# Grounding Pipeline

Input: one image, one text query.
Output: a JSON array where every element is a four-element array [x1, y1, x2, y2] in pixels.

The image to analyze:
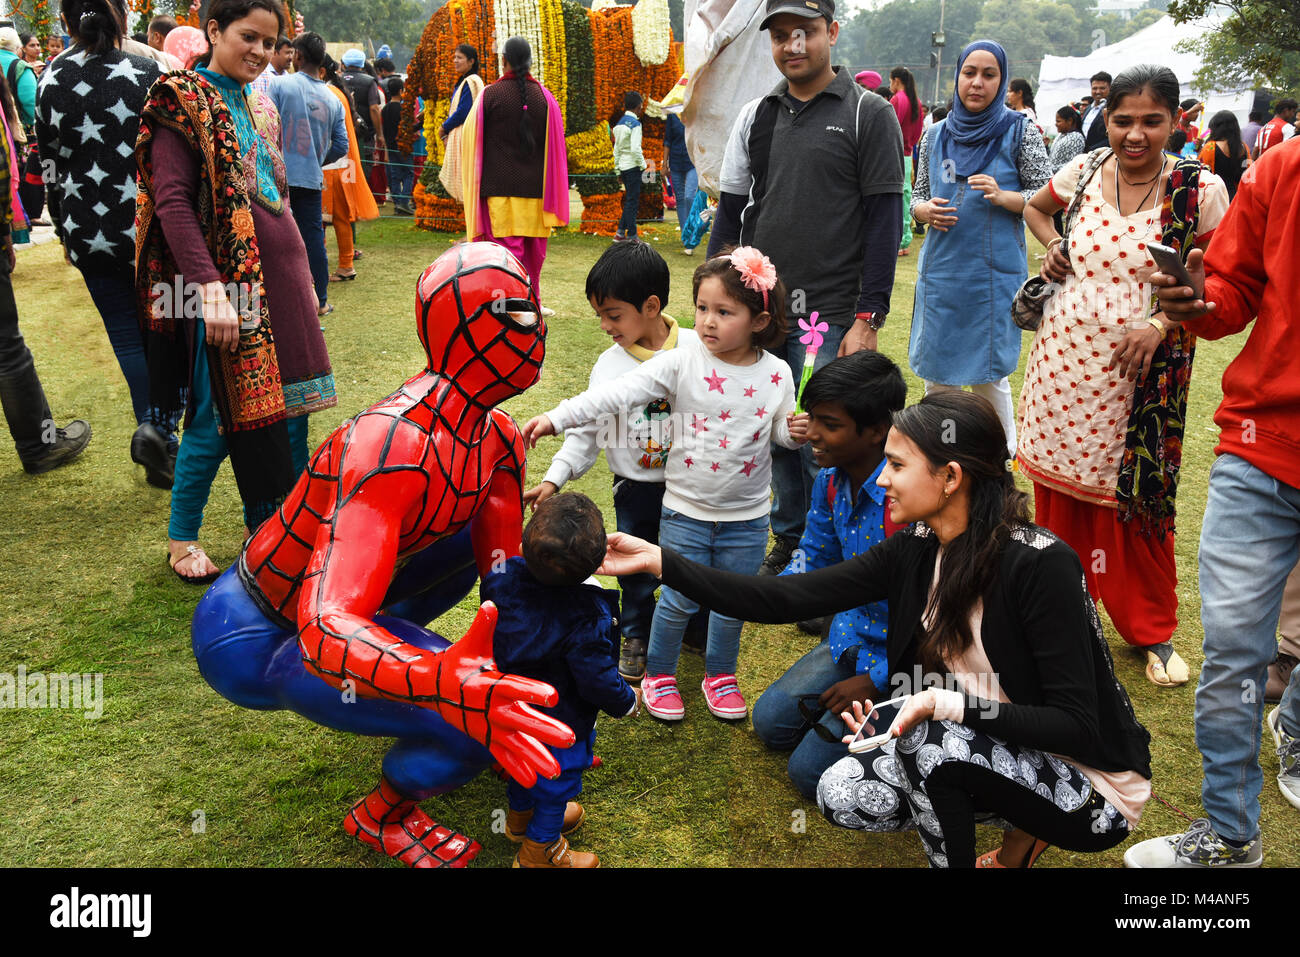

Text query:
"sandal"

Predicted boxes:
[[1144, 642, 1189, 687], [169, 543, 220, 585], [329, 271, 357, 282], [317, 303, 335, 318], [977, 837, 1050, 868]]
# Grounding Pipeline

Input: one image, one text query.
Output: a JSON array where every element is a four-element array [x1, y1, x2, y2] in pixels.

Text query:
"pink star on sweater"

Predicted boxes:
[[755, 406, 768, 419], [718, 436, 730, 449], [691, 414, 709, 434], [704, 369, 727, 393], [684, 456, 694, 468], [710, 462, 721, 472], [719, 409, 732, 422], [770, 372, 782, 385], [752, 430, 762, 441], [743, 385, 756, 398], [740, 457, 757, 477]]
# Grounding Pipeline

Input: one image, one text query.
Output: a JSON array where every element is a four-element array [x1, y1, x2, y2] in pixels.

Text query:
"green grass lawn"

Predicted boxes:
[[2, 216, 1295, 868]]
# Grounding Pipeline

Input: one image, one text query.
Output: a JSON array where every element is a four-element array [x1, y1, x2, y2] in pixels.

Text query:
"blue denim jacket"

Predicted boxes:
[[780, 461, 890, 687]]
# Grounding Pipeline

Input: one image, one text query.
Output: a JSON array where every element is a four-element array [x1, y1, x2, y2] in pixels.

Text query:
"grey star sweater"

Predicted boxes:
[[35, 47, 161, 275]]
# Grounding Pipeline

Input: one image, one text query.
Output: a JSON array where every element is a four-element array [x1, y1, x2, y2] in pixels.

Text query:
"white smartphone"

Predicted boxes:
[[1147, 242, 1194, 288], [845, 695, 909, 754]]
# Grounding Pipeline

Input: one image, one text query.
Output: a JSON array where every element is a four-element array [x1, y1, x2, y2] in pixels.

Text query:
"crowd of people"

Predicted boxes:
[[1, 0, 1298, 870]]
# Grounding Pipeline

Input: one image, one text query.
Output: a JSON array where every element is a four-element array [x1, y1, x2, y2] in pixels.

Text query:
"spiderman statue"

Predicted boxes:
[[191, 243, 574, 868]]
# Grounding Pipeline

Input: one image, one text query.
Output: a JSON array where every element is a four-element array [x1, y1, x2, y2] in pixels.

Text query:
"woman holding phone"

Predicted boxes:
[[600, 391, 1153, 868], [1018, 64, 1227, 687]]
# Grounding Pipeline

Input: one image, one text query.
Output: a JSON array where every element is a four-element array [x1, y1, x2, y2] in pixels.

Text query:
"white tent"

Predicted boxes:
[[1037, 15, 1254, 127]]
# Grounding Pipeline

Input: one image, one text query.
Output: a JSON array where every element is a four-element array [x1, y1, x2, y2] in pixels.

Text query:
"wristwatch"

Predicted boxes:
[[857, 311, 885, 331]]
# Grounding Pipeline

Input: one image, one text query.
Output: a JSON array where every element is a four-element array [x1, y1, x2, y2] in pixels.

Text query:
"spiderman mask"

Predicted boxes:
[[417, 242, 547, 407]]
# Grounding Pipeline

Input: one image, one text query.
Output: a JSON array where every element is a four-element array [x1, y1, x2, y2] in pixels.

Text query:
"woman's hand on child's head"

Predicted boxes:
[[787, 412, 811, 444], [523, 481, 558, 512], [598, 532, 663, 578], [520, 414, 556, 449]]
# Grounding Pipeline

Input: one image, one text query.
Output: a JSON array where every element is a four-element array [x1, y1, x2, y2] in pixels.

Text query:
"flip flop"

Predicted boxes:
[[169, 544, 220, 585], [329, 271, 357, 282], [317, 303, 335, 318], [1145, 647, 1189, 687], [977, 838, 1050, 868]]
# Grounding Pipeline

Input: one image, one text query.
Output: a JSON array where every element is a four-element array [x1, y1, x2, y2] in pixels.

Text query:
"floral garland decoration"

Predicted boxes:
[[579, 193, 623, 236], [630, 0, 670, 67], [589, 6, 638, 126], [561, 0, 595, 132], [538, 0, 567, 125], [565, 122, 613, 173], [32, 0, 54, 40]]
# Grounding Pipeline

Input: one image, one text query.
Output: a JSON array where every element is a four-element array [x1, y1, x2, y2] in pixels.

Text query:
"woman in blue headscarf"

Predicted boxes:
[[908, 40, 1050, 456]]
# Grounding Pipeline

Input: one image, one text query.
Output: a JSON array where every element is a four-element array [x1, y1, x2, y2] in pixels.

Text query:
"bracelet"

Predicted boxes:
[[1046, 237, 1063, 251], [1147, 316, 1167, 335]]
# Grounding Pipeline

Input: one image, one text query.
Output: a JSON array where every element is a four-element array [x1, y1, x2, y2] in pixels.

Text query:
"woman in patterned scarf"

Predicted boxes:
[[1020, 65, 1229, 687], [136, 0, 336, 583]]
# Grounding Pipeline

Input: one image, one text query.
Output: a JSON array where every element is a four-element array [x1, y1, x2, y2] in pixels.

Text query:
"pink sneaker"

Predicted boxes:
[[701, 674, 747, 720], [641, 674, 685, 721]]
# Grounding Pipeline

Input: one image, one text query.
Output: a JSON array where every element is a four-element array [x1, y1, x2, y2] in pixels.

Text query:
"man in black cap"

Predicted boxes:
[[707, 0, 903, 577]]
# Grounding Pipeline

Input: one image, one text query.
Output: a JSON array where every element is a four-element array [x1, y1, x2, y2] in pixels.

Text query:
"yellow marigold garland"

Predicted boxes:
[[538, 0, 567, 124], [566, 122, 614, 174]]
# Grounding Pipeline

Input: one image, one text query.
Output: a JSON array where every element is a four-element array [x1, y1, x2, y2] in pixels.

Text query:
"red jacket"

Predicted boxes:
[[1187, 138, 1300, 488]]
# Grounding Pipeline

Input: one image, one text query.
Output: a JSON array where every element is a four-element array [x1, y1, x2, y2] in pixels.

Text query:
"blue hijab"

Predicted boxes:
[[938, 40, 1018, 178]]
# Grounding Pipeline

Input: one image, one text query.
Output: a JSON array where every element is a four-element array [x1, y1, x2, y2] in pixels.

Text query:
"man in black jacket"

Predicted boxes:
[[1081, 70, 1111, 151]]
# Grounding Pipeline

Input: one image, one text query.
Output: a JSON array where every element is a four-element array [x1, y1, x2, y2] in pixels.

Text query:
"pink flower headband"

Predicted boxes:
[[727, 246, 777, 310]]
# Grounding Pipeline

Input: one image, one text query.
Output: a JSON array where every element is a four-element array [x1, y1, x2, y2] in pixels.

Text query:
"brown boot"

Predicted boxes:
[[512, 833, 599, 868], [505, 801, 586, 842], [1267, 653, 1299, 704]]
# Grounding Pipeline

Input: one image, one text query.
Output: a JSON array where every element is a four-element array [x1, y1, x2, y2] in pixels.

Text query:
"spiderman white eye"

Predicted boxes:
[[508, 310, 537, 327]]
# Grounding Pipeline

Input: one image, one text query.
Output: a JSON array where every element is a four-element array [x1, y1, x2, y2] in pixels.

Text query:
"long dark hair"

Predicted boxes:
[[61, 0, 126, 56], [1007, 77, 1035, 112], [502, 36, 535, 157], [195, 0, 287, 69], [891, 391, 1032, 673], [1107, 64, 1179, 119], [1056, 105, 1081, 131], [1207, 109, 1246, 161], [455, 42, 479, 77], [890, 66, 919, 121], [0, 66, 18, 135]]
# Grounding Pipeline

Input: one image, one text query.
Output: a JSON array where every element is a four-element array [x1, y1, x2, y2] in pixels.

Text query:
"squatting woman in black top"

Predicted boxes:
[[601, 390, 1152, 867]]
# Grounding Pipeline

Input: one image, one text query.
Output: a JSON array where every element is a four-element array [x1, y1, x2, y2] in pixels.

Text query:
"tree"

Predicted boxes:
[[299, 0, 428, 50], [972, 0, 1082, 81], [1169, 0, 1300, 92]]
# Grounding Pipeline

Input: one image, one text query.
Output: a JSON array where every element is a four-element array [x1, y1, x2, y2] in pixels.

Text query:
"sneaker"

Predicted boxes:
[[618, 638, 647, 682], [22, 420, 91, 475], [1269, 707, 1300, 810], [682, 247, 695, 256], [641, 674, 684, 721], [758, 536, 799, 576], [701, 673, 747, 720], [1266, 653, 1298, 703], [1123, 817, 1262, 868]]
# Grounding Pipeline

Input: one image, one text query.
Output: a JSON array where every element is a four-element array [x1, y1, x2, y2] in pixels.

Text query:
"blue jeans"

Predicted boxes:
[[752, 638, 857, 800], [645, 507, 769, 676], [81, 271, 179, 442], [671, 164, 698, 249], [388, 151, 414, 208], [618, 168, 641, 237], [288, 187, 329, 310], [1196, 453, 1300, 842], [769, 321, 849, 541]]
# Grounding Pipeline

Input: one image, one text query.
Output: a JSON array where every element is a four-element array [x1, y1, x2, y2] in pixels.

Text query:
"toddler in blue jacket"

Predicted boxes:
[[481, 492, 637, 868]]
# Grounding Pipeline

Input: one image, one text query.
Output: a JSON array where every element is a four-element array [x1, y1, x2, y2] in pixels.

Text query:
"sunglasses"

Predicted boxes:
[[796, 694, 842, 743]]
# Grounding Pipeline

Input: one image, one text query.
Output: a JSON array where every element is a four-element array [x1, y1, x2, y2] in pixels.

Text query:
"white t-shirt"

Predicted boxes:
[[542, 319, 698, 489], [548, 336, 799, 522]]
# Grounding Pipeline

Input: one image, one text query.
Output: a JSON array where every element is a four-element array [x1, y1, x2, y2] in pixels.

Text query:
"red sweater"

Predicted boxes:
[[1186, 138, 1300, 488]]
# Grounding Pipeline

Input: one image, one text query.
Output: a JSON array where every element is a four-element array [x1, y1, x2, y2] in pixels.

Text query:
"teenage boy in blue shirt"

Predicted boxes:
[[752, 350, 906, 799]]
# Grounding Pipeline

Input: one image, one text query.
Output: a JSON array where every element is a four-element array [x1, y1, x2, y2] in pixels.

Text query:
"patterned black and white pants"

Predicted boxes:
[[816, 717, 1131, 867]]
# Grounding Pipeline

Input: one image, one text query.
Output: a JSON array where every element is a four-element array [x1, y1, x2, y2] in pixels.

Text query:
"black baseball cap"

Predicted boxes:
[[760, 0, 834, 30]]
